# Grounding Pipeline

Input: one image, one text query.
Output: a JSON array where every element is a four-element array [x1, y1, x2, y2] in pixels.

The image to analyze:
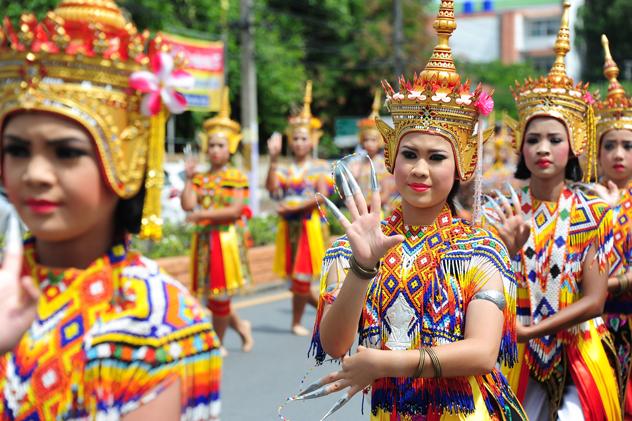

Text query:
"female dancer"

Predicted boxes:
[[181, 88, 254, 355], [593, 35, 632, 418], [0, 1, 221, 418], [489, 4, 621, 419], [266, 81, 332, 336], [350, 90, 395, 208], [293, 3, 526, 419]]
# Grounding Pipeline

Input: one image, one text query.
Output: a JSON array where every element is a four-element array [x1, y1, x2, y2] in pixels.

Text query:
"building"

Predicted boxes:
[[447, 0, 584, 79]]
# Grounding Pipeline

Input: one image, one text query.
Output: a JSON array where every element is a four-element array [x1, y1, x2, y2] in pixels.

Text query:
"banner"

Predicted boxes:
[[157, 32, 224, 112]]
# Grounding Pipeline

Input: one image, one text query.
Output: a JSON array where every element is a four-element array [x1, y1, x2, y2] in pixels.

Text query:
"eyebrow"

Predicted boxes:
[[3, 134, 89, 145]]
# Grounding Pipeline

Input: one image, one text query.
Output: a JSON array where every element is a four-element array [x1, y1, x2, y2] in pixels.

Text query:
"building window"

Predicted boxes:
[[529, 56, 555, 74], [526, 18, 559, 38]]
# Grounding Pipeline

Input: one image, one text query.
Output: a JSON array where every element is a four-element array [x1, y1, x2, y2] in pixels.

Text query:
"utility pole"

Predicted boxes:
[[240, 0, 260, 215], [393, 0, 404, 86]]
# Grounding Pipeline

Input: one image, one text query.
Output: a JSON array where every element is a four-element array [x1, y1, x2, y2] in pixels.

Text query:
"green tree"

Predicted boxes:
[[576, 0, 632, 82]]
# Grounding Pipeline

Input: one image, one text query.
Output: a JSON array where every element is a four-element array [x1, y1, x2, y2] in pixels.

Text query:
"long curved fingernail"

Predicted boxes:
[[296, 379, 322, 397], [340, 162, 360, 194], [291, 385, 329, 401], [320, 395, 350, 420], [484, 195, 504, 216], [366, 155, 379, 193], [505, 182, 521, 207], [316, 193, 345, 221], [493, 189, 511, 209], [335, 166, 352, 199]]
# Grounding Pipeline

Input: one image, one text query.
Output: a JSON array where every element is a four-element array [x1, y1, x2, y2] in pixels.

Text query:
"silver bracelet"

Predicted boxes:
[[472, 290, 506, 311]]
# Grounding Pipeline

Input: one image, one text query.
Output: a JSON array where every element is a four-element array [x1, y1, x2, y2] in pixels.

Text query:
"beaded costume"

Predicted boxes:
[[0, 237, 221, 419], [500, 4, 620, 419], [310, 1, 525, 419], [310, 206, 524, 420], [272, 81, 334, 294], [595, 35, 632, 415], [190, 88, 251, 309]]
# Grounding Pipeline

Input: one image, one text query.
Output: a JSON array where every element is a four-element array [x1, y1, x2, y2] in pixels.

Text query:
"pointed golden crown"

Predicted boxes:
[[358, 89, 382, 133], [594, 35, 632, 141], [375, 1, 493, 181], [507, 1, 594, 160], [203, 87, 242, 154], [287, 80, 323, 144]]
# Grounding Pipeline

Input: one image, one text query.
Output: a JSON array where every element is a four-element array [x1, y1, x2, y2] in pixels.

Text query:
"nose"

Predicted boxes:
[[22, 154, 56, 188], [535, 141, 551, 156], [614, 144, 625, 160], [410, 158, 429, 179]]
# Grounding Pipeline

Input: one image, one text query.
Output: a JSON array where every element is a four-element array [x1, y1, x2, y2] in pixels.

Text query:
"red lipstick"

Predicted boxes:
[[408, 183, 430, 193], [614, 163, 626, 172], [25, 198, 59, 214], [535, 159, 552, 169]]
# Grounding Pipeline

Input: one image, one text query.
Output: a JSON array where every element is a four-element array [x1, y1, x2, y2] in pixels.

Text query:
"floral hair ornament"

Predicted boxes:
[[0, 0, 192, 240], [504, 1, 597, 182], [129, 51, 193, 239]]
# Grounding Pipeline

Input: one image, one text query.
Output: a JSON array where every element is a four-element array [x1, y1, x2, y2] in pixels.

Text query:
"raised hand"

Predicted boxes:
[[589, 180, 620, 208], [319, 157, 404, 269], [266, 131, 283, 160], [0, 218, 39, 354], [484, 183, 531, 257]]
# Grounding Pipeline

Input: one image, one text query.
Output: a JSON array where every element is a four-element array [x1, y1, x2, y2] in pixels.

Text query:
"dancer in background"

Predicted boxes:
[[181, 87, 254, 355], [350, 89, 395, 211], [292, 2, 526, 419], [489, 4, 620, 419], [266, 81, 333, 336], [592, 35, 632, 418], [0, 1, 221, 418]]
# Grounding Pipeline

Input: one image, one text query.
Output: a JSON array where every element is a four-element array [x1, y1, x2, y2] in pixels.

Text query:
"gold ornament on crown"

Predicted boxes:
[[287, 80, 323, 145], [357, 89, 384, 147], [202, 87, 242, 154], [0, 0, 186, 239], [594, 35, 632, 142], [505, 1, 597, 181], [375, 0, 494, 180]]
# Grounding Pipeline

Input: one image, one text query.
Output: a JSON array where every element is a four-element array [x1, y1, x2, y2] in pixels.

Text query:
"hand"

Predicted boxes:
[[184, 158, 198, 179], [590, 180, 620, 208], [267, 132, 283, 160], [320, 162, 403, 269], [484, 185, 530, 257], [186, 212, 203, 224], [0, 220, 39, 354], [516, 322, 535, 343]]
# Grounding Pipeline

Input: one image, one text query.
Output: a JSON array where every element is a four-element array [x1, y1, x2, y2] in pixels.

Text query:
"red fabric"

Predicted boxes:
[[516, 359, 530, 402], [291, 278, 311, 295], [208, 299, 231, 317], [567, 345, 606, 421], [284, 226, 293, 277], [209, 231, 227, 292], [625, 374, 632, 421], [292, 220, 313, 277]]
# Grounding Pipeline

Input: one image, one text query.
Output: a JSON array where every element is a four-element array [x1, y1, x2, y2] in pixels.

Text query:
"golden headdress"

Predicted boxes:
[[0, 0, 190, 239], [202, 87, 242, 154], [594, 35, 632, 142], [376, 1, 494, 180], [357, 89, 383, 146], [506, 1, 595, 169], [287, 80, 323, 145]]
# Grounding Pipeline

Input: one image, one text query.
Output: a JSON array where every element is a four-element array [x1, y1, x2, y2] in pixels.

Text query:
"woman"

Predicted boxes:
[[490, 4, 621, 419], [294, 3, 526, 419], [0, 1, 221, 418], [593, 35, 632, 418], [350, 89, 395, 209], [266, 81, 333, 336], [181, 87, 254, 355]]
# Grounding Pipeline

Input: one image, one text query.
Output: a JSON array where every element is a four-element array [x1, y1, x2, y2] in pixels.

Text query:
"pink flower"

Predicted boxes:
[[583, 91, 596, 105], [129, 52, 195, 116], [475, 91, 494, 116]]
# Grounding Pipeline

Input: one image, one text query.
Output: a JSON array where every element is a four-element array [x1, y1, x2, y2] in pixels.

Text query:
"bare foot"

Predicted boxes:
[[238, 320, 254, 353], [291, 324, 310, 336], [220, 346, 229, 358]]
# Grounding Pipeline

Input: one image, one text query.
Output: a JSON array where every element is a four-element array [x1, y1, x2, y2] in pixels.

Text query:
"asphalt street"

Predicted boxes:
[[220, 287, 367, 421]]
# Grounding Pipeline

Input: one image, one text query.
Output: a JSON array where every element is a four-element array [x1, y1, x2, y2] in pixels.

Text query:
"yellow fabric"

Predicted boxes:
[[503, 342, 527, 394], [305, 209, 325, 278], [370, 378, 491, 420], [273, 219, 289, 278], [577, 321, 621, 420], [219, 226, 244, 292]]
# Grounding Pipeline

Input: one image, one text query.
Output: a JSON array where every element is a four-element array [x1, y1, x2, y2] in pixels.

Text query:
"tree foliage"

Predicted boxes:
[[576, 0, 632, 82]]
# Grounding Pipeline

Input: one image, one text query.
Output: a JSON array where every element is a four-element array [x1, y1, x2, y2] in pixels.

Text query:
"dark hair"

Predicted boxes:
[[447, 180, 460, 215], [115, 184, 146, 235], [514, 154, 583, 182]]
